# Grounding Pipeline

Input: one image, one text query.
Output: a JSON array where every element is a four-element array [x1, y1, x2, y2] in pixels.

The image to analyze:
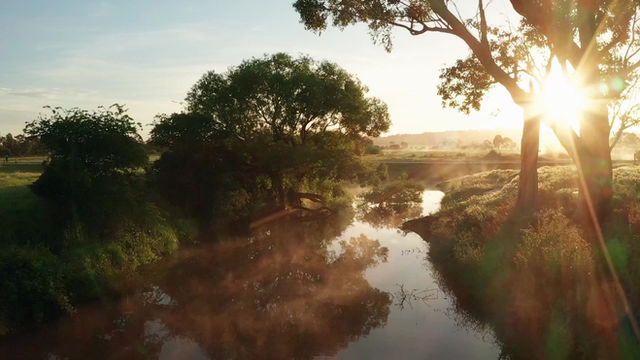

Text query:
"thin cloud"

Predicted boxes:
[[0, 87, 96, 99]]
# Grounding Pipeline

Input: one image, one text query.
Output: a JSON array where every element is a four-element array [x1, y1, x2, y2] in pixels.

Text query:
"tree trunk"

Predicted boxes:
[[578, 111, 613, 224], [516, 115, 541, 211], [271, 174, 286, 210]]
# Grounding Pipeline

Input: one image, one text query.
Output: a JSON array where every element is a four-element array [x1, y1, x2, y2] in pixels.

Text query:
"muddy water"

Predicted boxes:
[[2, 191, 500, 359]]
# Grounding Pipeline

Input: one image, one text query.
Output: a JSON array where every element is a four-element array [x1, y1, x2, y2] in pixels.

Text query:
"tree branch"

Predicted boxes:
[[431, 0, 529, 103], [478, 0, 489, 47]]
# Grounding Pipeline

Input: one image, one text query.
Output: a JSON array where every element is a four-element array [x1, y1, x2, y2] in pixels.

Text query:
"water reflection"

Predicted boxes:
[[1, 190, 499, 359], [0, 211, 391, 360], [335, 191, 499, 359], [356, 201, 423, 229]]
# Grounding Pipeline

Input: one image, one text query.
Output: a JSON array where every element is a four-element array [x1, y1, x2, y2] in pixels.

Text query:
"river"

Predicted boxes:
[[2, 189, 500, 359]]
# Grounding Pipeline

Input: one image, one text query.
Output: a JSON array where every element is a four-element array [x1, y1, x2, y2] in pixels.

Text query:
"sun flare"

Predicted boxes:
[[537, 60, 586, 131]]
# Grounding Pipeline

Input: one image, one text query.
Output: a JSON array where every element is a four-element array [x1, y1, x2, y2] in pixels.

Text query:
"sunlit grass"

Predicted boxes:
[[405, 165, 640, 358]]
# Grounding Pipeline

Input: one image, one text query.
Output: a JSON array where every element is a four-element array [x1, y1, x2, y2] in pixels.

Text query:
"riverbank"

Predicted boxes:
[[0, 187, 505, 359], [403, 166, 640, 358], [0, 164, 190, 336]]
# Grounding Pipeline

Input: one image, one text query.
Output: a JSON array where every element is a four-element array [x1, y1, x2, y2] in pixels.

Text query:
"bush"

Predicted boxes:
[[0, 246, 71, 335], [514, 210, 593, 275], [25, 105, 149, 244], [0, 105, 186, 335], [364, 143, 382, 155]]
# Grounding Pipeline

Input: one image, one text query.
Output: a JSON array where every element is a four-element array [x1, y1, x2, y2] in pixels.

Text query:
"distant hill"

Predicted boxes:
[[373, 129, 523, 149]]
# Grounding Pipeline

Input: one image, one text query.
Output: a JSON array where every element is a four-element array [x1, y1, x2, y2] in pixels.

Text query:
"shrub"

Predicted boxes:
[[513, 210, 593, 275], [0, 246, 72, 334]]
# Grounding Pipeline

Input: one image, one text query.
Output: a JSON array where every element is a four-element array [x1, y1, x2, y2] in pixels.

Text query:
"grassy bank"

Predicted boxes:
[[404, 166, 640, 359], [0, 164, 188, 335]]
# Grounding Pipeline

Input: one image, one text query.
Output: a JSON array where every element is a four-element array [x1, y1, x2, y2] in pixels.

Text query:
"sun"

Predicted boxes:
[[537, 60, 586, 132]]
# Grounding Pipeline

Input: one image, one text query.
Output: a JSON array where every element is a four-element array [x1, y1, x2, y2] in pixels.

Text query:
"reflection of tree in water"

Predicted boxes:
[[391, 283, 438, 311], [0, 210, 392, 360], [357, 201, 423, 229], [356, 181, 425, 229], [157, 214, 391, 359], [425, 259, 504, 351]]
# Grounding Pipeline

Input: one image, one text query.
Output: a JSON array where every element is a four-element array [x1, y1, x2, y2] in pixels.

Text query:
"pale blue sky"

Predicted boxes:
[[0, 0, 523, 137]]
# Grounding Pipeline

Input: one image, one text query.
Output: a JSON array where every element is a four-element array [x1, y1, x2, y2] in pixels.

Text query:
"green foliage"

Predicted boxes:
[[0, 246, 71, 334], [514, 210, 593, 274], [364, 142, 382, 155], [406, 166, 640, 358], [438, 55, 494, 114], [152, 54, 390, 227], [0, 106, 186, 334], [356, 178, 423, 228], [25, 105, 149, 243], [0, 133, 44, 158], [360, 177, 423, 205], [439, 169, 519, 210], [185, 53, 390, 140], [25, 105, 146, 175], [452, 231, 484, 265]]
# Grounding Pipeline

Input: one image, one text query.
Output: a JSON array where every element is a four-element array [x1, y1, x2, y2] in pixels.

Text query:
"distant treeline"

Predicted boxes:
[[378, 133, 517, 152], [0, 133, 46, 158]]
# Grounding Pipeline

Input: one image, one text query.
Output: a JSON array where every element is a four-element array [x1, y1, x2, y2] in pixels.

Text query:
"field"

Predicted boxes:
[[0, 158, 46, 246], [364, 148, 577, 164]]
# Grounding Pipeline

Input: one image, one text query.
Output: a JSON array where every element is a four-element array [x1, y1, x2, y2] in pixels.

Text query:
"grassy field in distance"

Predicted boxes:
[[363, 148, 575, 163]]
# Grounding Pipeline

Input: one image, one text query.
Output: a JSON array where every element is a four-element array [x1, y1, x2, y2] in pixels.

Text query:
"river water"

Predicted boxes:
[[2, 190, 500, 359]]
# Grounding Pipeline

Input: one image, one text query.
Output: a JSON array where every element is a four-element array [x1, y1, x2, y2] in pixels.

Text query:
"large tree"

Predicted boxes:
[[152, 53, 390, 224], [294, 0, 640, 224]]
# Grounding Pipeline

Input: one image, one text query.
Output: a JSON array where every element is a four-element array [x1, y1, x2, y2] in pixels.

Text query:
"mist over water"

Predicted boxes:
[[1, 190, 499, 359]]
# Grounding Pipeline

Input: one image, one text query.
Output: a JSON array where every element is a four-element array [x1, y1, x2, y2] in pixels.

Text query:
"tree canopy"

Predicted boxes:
[[25, 105, 147, 175], [294, 0, 640, 219], [151, 53, 390, 227], [25, 105, 149, 239], [185, 52, 390, 143]]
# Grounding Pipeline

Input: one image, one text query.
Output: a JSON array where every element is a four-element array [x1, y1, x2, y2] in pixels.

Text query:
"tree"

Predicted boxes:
[[24, 105, 148, 239], [293, 0, 554, 213], [150, 112, 257, 225], [492, 135, 517, 151], [502, 137, 517, 150], [609, 75, 640, 150], [0, 133, 46, 158], [2, 134, 17, 157], [509, 1, 640, 223], [493, 135, 504, 149], [293, 0, 640, 223], [186, 53, 390, 144], [153, 53, 390, 225], [613, 132, 640, 149]]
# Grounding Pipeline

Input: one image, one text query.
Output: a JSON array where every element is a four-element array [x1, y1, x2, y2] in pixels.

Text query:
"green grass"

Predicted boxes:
[[405, 165, 640, 358], [0, 157, 45, 174], [0, 159, 187, 335], [364, 149, 573, 163], [0, 172, 47, 246]]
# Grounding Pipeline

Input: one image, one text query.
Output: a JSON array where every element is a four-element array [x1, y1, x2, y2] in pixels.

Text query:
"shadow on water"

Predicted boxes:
[[0, 210, 393, 359], [0, 181, 502, 359]]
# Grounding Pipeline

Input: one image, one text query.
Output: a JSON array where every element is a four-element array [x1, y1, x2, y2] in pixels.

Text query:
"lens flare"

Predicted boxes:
[[537, 59, 586, 132]]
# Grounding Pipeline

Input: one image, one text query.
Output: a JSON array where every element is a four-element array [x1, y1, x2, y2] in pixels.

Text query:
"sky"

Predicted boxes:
[[0, 0, 525, 137]]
